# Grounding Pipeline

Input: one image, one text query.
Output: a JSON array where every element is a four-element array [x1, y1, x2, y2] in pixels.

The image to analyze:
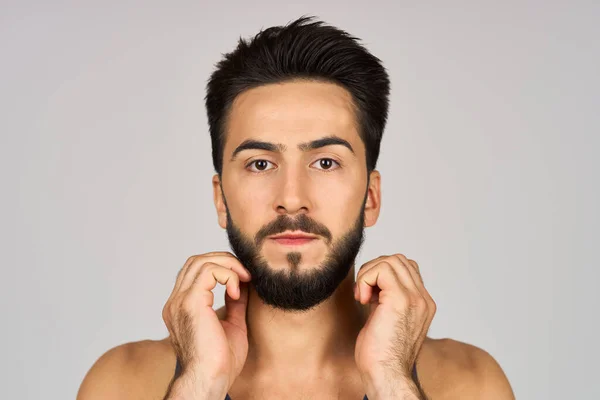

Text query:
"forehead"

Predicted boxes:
[[224, 80, 362, 152]]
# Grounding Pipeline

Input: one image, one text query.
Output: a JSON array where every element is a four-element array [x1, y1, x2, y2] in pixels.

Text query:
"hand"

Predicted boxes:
[[354, 254, 436, 398], [162, 252, 252, 398]]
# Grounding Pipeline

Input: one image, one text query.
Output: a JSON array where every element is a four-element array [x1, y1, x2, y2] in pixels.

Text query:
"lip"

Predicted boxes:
[[269, 232, 318, 246], [270, 232, 317, 240]]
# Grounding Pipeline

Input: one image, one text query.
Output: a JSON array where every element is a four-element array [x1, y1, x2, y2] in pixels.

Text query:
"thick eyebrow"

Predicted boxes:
[[230, 135, 355, 162], [230, 140, 287, 161], [298, 136, 355, 154]]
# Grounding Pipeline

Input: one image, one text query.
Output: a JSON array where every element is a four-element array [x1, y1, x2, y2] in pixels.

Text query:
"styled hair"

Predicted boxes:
[[205, 16, 390, 175]]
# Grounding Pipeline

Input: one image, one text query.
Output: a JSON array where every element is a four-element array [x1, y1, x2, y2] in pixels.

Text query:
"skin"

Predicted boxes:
[[77, 80, 515, 399], [215, 80, 374, 373]]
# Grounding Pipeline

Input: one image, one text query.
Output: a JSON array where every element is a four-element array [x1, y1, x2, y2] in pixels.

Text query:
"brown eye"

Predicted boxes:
[[254, 160, 268, 170], [247, 159, 274, 172], [311, 158, 340, 171], [320, 159, 333, 169]]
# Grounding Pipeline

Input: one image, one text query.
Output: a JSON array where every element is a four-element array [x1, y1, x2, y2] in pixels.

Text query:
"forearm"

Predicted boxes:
[[163, 373, 228, 400], [364, 375, 427, 400]]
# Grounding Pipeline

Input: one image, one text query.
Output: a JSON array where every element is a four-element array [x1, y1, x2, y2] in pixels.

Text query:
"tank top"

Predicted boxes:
[[174, 359, 420, 400]]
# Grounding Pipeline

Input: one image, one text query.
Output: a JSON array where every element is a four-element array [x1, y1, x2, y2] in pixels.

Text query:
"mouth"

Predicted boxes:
[[269, 231, 318, 246]]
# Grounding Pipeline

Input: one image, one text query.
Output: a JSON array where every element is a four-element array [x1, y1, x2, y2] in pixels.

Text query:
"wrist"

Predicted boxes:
[[363, 373, 422, 400], [166, 372, 229, 400]]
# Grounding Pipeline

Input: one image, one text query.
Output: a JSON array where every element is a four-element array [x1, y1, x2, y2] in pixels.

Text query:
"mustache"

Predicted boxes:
[[255, 214, 332, 246]]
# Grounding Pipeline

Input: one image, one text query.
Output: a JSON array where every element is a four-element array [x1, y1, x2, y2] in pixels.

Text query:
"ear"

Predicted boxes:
[[364, 170, 381, 228], [212, 174, 228, 229]]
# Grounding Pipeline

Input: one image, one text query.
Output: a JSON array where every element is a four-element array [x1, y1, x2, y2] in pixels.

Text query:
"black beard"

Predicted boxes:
[[225, 206, 366, 313]]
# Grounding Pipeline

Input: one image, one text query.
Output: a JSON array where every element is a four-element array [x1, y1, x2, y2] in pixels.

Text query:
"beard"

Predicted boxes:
[[224, 196, 367, 313]]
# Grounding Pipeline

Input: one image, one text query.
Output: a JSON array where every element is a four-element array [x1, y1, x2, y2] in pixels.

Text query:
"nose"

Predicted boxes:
[[273, 165, 313, 216]]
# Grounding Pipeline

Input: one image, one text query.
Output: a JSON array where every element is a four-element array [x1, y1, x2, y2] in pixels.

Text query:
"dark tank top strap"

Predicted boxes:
[[412, 361, 421, 388], [174, 357, 182, 378]]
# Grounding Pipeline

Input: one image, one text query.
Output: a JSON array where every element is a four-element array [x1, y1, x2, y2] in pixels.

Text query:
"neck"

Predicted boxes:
[[244, 265, 367, 377]]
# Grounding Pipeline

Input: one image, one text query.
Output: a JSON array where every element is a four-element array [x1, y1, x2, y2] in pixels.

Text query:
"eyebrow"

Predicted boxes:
[[230, 135, 355, 161]]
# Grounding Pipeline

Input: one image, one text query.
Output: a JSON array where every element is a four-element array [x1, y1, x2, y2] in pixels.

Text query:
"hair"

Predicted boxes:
[[205, 15, 390, 176]]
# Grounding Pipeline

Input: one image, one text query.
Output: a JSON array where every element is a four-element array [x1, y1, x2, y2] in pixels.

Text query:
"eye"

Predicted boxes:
[[311, 158, 340, 171], [246, 159, 275, 173]]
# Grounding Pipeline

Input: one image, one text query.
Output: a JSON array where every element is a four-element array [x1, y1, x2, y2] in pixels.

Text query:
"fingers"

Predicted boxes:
[[394, 254, 424, 291], [166, 255, 196, 305], [194, 262, 243, 301], [224, 281, 250, 329], [356, 257, 418, 303], [359, 254, 437, 347], [174, 255, 199, 293], [169, 253, 234, 298], [162, 252, 252, 327], [356, 261, 402, 304], [179, 255, 251, 294], [354, 255, 391, 303], [395, 254, 437, 325]]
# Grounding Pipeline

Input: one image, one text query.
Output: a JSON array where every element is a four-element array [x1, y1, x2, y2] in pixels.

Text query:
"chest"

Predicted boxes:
[[226, 372, 367, 400], [226, 388, 367, 400]]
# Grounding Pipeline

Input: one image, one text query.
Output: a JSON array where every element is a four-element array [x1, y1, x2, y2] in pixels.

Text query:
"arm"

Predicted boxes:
[[472, 349, 515, 399], [76, 341, 177, 400], [458, 346, 515, 400], [76, 344, 133, 400], [399, 339, 514, 400]]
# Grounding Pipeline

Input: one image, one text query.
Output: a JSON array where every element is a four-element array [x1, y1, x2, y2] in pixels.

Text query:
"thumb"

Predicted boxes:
[[224, 281, 249, 329]]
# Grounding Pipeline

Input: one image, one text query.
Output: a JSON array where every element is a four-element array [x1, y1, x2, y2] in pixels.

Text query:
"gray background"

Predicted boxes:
[[2, 1, 598, 399]]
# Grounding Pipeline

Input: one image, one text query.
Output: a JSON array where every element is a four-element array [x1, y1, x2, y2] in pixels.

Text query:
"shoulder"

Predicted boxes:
[[77, 337, 176, 400], [423, 338, 515, 400]]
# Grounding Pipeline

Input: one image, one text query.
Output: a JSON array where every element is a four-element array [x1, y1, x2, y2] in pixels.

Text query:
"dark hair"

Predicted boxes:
[[205, 16, 390, 175]]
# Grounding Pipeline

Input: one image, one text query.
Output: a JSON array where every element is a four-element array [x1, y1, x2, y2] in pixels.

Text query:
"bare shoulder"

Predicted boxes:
[[77, 337, 176, 400], [422, 337, 515, 400]]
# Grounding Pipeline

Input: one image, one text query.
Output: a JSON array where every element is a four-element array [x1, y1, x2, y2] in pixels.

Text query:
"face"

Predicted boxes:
[[213, 80, 381, 312]]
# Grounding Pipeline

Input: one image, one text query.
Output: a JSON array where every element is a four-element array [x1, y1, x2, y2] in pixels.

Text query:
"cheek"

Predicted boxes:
[[225, 181, 273, 230], [315, 181, 365, 231]]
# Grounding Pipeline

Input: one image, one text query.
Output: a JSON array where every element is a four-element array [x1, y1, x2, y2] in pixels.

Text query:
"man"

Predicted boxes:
[[77, 16, 514, 399]]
